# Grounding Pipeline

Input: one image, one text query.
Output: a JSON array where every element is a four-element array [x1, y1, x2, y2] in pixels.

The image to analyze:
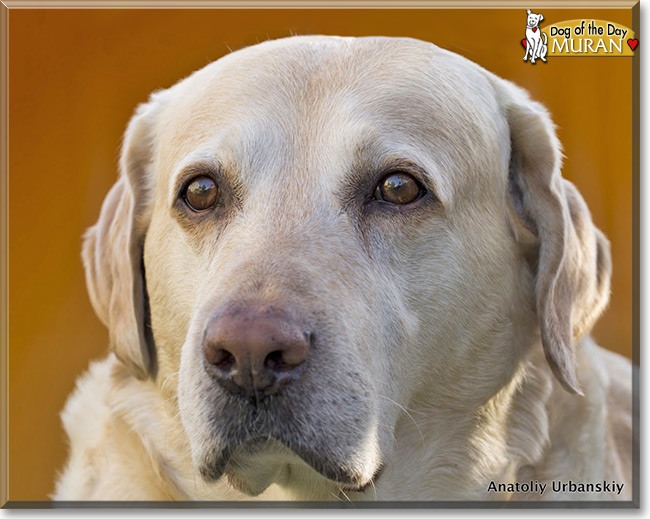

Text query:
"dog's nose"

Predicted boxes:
[[202, 304, 311, 398]]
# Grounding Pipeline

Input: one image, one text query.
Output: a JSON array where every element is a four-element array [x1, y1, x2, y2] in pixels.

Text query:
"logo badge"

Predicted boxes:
[[520, 9, 637, 63]]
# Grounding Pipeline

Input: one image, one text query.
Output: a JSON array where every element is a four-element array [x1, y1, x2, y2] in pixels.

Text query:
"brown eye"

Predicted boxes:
[[374, 172, 423, 205], [184, 176, 218, 211]]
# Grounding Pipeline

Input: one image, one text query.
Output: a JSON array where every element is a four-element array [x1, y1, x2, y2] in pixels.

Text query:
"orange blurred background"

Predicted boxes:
[[7, 7, 635, 501]]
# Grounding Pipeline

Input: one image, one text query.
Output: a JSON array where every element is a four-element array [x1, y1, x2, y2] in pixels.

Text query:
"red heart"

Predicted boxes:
[[521, 38, 527, 48], [627, 38, 639, 50], [532, 27, 537, 32]]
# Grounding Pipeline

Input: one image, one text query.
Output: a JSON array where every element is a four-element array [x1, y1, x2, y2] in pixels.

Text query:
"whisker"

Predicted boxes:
[[368, 476, 378, 501], [338, 487, 352, 502], [159, 369, 180, 398], [378, 394, 425, 447]]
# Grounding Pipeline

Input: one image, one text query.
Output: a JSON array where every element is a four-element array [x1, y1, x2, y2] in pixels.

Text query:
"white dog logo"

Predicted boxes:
[[523, 9, 548, 63]]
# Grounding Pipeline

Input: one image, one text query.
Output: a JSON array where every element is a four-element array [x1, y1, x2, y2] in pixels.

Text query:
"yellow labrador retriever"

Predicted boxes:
[[54, 36, 633, 502]]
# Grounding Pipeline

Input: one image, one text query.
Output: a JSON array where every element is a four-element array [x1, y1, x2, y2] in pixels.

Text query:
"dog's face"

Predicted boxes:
[[526, 10, 544, 28], [82, 36, 611, 497]]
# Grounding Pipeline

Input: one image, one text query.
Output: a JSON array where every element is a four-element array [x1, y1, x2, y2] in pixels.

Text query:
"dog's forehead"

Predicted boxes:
[[154, 36, 505, 198]]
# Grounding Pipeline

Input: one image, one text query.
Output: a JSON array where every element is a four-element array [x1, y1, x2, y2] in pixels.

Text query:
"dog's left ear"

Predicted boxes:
[[539, 14, 544, 22], [491, 78, 612, 394], [82, 98, 161, 379]]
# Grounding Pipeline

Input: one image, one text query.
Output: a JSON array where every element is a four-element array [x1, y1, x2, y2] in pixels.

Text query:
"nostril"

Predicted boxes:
[[264, 350, 286, 372], [210, 348, 236, 372], [264, 334, 311, 373], [264, 349, 303, 373]]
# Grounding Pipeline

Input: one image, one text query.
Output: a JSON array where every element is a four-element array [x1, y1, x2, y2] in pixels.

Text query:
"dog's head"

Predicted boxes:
[[526, 9, 544, 29], [81, 36, 611, 496]]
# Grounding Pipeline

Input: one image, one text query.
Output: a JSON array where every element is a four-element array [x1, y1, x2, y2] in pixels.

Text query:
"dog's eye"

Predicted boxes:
[[184, 176, 218, 211], [374, 173, 423, 205]]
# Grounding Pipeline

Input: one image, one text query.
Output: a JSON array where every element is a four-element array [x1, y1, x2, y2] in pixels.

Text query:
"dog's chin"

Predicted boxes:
[[223, 445, 288, 496], [198, 437, 381, 497]]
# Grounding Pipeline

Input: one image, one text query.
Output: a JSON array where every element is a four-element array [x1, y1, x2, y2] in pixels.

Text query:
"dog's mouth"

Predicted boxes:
[[198, 435, 382, 496]]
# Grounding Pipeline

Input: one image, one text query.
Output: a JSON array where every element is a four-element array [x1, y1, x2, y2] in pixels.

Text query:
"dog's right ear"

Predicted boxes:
[[526, 9, 532, 15], [82, 99, 161, 379]]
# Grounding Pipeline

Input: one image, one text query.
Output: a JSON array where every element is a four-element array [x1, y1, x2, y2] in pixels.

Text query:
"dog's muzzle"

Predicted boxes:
[[186, 300, 383, 495]]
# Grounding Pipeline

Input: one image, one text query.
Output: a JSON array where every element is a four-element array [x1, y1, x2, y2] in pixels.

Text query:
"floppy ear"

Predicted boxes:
[[539, 14, 544, 22], [82, 100, 159, 379], [495, 80, 612, 394]]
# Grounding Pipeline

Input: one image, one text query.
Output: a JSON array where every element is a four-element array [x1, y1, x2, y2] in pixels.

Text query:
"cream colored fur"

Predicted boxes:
[[54, 36, 633, 502]]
